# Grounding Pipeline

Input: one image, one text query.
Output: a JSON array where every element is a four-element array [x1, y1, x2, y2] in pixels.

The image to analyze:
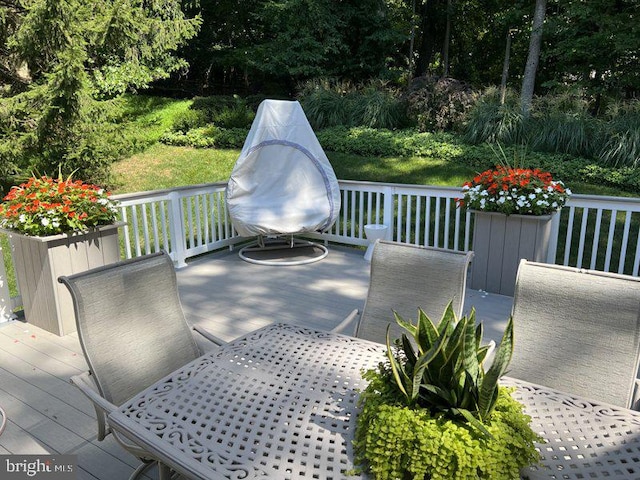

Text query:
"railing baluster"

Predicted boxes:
[[444, 200, 451, 250], [396, 194, 403, 242], [141, 203, 151, 254], [415, 196, 422, 246], [424, 196, 431, 247], [590, 209, 603, 270], [604, 210, 618, 272], [405, 195, 412, 244], [618, 211, 632, 274], [151, 203, 160, 253], [563, 206, 576, 266], [434, 197, 441, 248], [350, 190, 357, 238], [576, 207, 589, 268], [633, 225, 640, 276]]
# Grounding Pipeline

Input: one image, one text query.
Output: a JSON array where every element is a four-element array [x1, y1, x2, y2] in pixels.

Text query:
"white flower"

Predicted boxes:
[[19, 214, 26, 223], [528, 193, 536, 200], [41, 218, 50, 227], [535, 188, 542, 194], [566, 188, 572, 195]]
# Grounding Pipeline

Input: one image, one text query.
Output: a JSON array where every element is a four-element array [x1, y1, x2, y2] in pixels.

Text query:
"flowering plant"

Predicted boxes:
[[458, 166, 571, 216], [0, 175, 119, 236]]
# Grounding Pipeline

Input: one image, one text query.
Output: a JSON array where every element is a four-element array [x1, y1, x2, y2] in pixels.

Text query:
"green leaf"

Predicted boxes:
[[394, 311, 417, 337], [415, 308, 439, 354], [410, 334, 445, 400], [453, 407, 494, 440], [479, 316, 514, 418], [386, 325, 412, 402], [462, 309, 481, 383]]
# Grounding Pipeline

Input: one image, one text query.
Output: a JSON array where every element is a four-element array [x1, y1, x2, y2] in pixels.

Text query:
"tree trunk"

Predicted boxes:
[[500, 29, 513, 105], [520, 0, 547, 116], [408, 0, 416, 73], [442, 0, 452, 77], [415, 0, 438, 77]]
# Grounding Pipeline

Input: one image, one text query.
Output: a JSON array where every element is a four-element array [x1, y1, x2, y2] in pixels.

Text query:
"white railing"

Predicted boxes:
[[113, 180, 640, 276], [2, 180, 640, 320]]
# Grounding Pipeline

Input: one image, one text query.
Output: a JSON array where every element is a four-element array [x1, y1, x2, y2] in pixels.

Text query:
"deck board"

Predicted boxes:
[[0, 245, 512, 479]]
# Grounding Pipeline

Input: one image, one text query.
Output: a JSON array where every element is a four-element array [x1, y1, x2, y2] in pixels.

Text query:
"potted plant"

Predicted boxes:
[[458, 164, 571, 295], [0, 174, 122, 335], [354, 305, 541, 479]]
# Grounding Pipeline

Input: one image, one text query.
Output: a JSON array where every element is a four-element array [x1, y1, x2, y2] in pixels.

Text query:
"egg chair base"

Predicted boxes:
[[238, 236, 328, 266]]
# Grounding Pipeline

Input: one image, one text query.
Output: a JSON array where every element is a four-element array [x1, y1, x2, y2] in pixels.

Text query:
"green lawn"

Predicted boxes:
[[112, 143, 629, 197]]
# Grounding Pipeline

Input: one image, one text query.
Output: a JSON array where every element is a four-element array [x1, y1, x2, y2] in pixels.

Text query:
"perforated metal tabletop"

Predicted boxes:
[[109, 324, 640, 480]]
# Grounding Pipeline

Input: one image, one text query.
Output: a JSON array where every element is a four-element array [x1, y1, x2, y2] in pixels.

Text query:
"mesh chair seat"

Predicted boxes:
[[354, 240, 474, 344], [509, 260, 640, 409]]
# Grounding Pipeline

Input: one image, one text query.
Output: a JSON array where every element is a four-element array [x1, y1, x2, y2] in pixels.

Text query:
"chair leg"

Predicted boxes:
[[128, 460, 155, 480], [158, 463, 172, 480]]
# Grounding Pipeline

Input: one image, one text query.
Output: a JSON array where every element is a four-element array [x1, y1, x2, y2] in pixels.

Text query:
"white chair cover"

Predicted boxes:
[[226, 100, 341, 237]]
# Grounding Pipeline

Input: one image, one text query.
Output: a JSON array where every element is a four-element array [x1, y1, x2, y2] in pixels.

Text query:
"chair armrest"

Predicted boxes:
[[330, 309, 360, 336], [71, 372, 117, 414], [632, 378, 640, 411], [0, 405, 6, 436], [71, 372, 118, 441], [193, 324, 227, 346]]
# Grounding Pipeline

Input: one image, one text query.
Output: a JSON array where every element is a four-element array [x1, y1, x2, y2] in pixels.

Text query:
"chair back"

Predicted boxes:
[[355, 240, 474, 344], [509, 260, 640, 408], [59, 252, 201, 407]]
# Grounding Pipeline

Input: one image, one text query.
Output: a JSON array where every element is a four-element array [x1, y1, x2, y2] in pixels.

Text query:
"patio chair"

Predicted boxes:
[[226, 99, 340, 265], [59, 251, 223, 479], [509, 260, 640, 409], [338, 240, 474, 344]]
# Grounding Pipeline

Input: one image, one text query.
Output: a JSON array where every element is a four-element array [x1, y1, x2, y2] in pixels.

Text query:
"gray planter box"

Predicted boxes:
[[470, 211, 554, 296], [4, 224, 122, 336]]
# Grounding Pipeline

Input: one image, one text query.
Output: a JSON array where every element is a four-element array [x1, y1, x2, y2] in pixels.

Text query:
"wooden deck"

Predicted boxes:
[[0, 245, 512, 479]]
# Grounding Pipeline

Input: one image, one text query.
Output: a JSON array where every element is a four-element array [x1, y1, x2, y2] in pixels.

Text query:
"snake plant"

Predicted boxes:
[[386, 302, 513, 437]]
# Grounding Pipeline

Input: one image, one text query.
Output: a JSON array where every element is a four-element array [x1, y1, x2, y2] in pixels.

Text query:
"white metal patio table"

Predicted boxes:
[[108, 323, 640, 480]]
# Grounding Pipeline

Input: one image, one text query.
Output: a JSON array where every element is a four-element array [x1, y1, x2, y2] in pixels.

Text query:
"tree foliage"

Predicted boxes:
[[0, 0, 200, 186]]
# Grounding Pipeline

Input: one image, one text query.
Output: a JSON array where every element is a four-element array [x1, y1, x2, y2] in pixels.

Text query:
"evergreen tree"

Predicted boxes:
[[0, 0, 200, 185]]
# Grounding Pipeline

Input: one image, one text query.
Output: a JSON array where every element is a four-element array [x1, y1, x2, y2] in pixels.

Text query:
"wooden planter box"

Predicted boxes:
[[4, 224, 122, 336], [470, 212, 554, 297]]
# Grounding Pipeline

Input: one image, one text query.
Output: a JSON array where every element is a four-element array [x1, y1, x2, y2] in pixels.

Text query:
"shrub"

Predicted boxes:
[[355, 307, 540, 479], [598, 101, 640, 167], [463, 87, 525, 145], [160, 126, 248, 149], [171, 109, 209, 133], [212, 104, 255, 129], [406, 75, 478, 132], [298, 78, 409, 130], [464, 90, 640, 168]]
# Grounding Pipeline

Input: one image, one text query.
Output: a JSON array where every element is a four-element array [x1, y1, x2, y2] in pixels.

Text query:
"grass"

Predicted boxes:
[[111, 144, 239, 193], [112, 144, 627, 197]]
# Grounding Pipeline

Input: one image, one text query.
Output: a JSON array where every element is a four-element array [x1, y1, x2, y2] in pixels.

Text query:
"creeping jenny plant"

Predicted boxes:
[[354, 304, 541, 479]]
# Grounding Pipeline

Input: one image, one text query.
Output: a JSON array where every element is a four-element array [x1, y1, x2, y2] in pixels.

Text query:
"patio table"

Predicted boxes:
[[108, 323, 640, 480]]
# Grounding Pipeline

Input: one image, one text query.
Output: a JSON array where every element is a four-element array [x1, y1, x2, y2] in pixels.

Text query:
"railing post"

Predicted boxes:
[[168, 191, 188, 268], [546, 211, 561, 264], [382, 186, 394, 240]]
